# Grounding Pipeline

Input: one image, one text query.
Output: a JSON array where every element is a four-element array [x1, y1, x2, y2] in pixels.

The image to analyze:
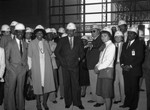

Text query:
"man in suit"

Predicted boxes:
[[120, 26, 144, 110], [113, 31, 125, 104], [86, 24, 104, 107], [5, 23, 28, 110], [55, 22, 85, 109]]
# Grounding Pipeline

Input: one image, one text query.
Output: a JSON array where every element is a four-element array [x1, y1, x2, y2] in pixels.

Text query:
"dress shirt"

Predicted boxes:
[[16, 38, 23, 51], [68, 36, 74, 49], [116, 42, 123, 63], [96, 40, 116, 70], [0, 47, 5, 82]]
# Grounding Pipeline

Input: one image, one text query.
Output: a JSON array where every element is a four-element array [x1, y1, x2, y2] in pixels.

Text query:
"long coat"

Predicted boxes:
[[28, 38, 55, 94]]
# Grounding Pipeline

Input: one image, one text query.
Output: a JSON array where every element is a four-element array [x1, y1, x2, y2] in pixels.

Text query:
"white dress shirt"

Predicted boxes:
[[0, 47, 5, 82], [96, 40, 116, 70]]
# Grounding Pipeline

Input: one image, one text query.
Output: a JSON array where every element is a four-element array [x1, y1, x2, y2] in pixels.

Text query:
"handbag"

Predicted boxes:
[[97, 67, 114, 79], [24, 71, 36, 100]]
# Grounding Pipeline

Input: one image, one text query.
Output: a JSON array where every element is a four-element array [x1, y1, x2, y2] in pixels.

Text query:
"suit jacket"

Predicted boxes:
[[86, 35, 103, 69], [0, 35, 12, 49], [120, 38, 144, 76], [54, 36, 85, 69], [5, 38, 28, 74]]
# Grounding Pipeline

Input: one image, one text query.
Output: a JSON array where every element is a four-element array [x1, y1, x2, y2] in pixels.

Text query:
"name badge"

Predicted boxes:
[[132, 49, 135, 56]]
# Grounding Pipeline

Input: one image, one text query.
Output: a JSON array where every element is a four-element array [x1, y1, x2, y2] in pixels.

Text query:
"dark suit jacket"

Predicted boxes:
[[120, 38, 144, 76], [0, 35, 12, 49], [86, 35, 103, 70], [6, 38, 28, 74], [54, 36, 85, 69]]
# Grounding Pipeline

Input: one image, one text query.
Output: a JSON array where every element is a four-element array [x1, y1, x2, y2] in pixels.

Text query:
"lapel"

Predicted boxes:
[[14, 39, 21, 58]]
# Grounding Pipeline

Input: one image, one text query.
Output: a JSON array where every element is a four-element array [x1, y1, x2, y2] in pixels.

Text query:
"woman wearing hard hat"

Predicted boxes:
[[28, 25, 55, 110], [95, 26, 115, 110]]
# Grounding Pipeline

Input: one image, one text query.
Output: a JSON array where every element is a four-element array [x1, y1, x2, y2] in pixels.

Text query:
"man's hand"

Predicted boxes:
[[94, 66, 99, 74], [122, 65, 132, 71]]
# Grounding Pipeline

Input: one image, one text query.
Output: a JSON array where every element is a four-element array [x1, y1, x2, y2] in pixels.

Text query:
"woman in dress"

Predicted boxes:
[[28, 25, 55, 110], [95, 26, 116, 110]]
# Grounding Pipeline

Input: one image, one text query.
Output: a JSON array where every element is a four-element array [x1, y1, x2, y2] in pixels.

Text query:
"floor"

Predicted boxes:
[[0, 80, 147, 110]]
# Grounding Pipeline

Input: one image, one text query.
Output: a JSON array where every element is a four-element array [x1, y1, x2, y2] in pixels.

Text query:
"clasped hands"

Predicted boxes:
[[121, 65, 132, 71]]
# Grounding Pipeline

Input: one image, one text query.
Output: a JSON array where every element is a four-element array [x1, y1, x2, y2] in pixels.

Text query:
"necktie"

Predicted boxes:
[[115, 44, 118, 62], [126, 41, 130, 49], [20, 40, 23, 57], [69, 37, 73, 49]]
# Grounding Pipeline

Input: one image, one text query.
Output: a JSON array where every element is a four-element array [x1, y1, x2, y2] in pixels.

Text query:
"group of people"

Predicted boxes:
[[0, 19, 149, 110]]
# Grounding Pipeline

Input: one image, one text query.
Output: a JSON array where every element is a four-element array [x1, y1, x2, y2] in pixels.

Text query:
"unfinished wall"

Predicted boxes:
[[0, 0, 49, 28]]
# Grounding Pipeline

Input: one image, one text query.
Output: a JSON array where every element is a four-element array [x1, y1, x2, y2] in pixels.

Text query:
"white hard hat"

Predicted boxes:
[[114, 31, 123, 37], [58, 27, 65, 33], [128, 26, 138, 34], [118, 20, 127, 26], [10, 21, 18, 26], [62, 33, 68, 38], [15, 23, 25, 30], [26, 27, 33, 33], [92, 24, 99, 29], [66, 22, 76, 30], [81, 35, 88, 40], [51, 28, 57, 33], [45, 28, 53, 33], [35, 25, 44, 30], [138, 30, 144, 37], [1, 24, 10, 31], [102, 26, 112, 35]]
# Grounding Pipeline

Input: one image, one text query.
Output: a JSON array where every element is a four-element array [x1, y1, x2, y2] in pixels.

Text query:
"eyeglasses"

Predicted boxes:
[[91, 30, 96, 33]]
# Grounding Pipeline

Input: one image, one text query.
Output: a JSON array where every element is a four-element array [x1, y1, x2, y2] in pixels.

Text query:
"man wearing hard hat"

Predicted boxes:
[[118, 20, 128, 42], [86, 24, 104, 107], [5, 23, 28, 110], [0, 24, 12, 49], [10, 21, 18, 39], [55, 22, 85, 109], [113, 31, 125, 104], [120, 26, 144, 110]]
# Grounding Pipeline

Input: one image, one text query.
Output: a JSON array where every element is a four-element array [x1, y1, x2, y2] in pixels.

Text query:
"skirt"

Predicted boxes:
[[96, 78, 114, 98]]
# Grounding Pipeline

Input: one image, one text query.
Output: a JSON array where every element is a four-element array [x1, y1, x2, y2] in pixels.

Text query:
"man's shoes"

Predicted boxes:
[[60, 96, 64, 100], [77, 105, 84, 109], [119, 104, 128, 108], [113, 100, 121, 104], [65, 105, 71, 108], [139, 88, 145, 92], [87, 100, 95, 103], [93, 103, 104, 107], [52, 100, 57, 104]]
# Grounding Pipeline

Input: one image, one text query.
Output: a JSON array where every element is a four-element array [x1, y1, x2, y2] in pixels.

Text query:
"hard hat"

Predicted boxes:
[[45, 28, 53, 33], [138, 30, 144, 37], [35, 25, 44, 30], [58, 27, 65, 33], [61, 33, 68, 38], [1, 24, 10, 31], [92, 24, 99, 29], [26, 27, 33, 33], [101, 26, 112, 35], [10, 21, 18, 26], [118, 20, 127, 26], [111, 25, 119, 30], [15, 23, 25, 30], [114, 31, 123, 37], [66, 22, 76, 30], [51, 28, 57, 33], [81, 35, 88, 40], [34, 25, 46, 34], [127, 26, 138, 34]]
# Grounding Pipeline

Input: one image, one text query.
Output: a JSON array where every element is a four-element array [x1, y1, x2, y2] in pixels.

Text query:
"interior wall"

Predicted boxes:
[[0, 0, 49, 28]]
